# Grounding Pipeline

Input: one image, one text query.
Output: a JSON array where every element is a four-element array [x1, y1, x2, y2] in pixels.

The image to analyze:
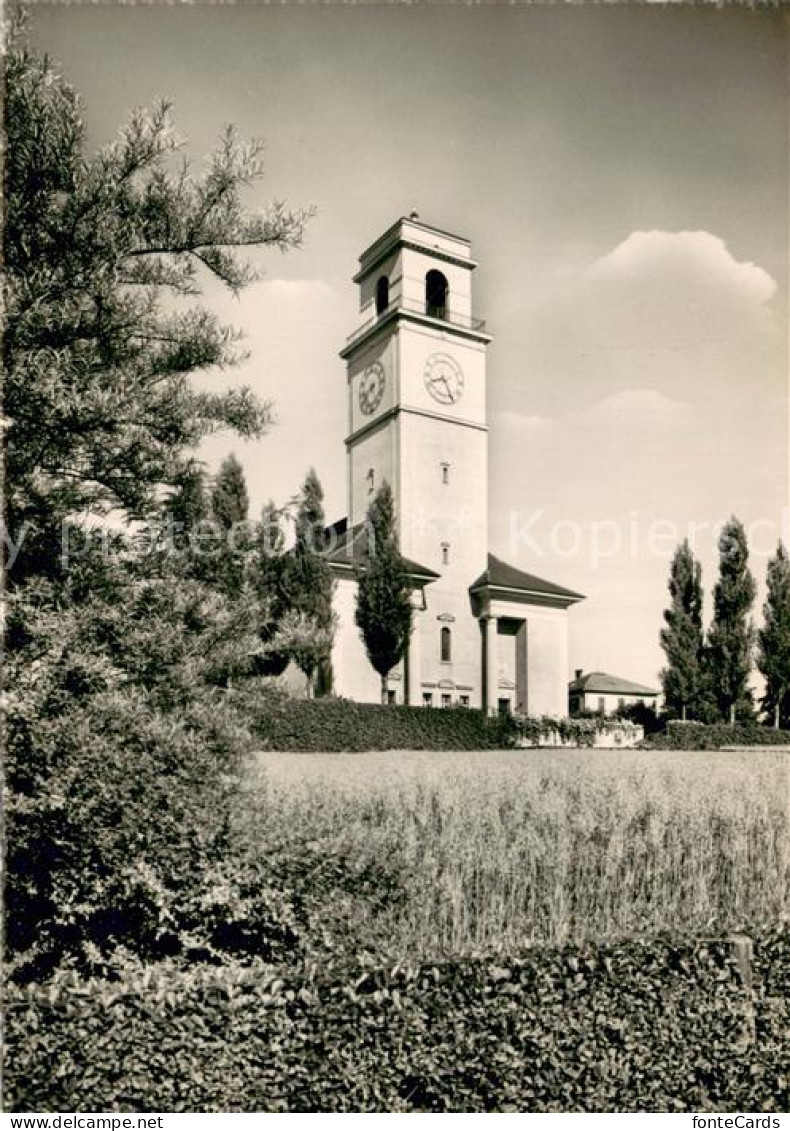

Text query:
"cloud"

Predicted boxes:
[[588, 229, 776, 305]]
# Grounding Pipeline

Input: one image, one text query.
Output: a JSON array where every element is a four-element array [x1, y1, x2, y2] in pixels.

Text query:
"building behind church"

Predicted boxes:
[[325, 215, 585, 715]]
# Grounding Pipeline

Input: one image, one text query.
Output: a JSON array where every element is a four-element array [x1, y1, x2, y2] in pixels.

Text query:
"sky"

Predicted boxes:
[[28, 2, 789, 687]]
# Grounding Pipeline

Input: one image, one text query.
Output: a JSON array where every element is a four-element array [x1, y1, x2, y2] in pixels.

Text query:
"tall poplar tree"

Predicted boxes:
[[659, 540, 705, 720], [355, 482, 413, 705], [706, 518, 756, 724], [757, 542, 790, 729]]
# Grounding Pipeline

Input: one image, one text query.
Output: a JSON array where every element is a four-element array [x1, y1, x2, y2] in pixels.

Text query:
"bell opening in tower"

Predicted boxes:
[[425, 269, 448, 320]]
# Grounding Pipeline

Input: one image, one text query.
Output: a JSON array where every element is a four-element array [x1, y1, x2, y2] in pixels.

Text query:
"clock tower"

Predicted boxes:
[[327, 214, 583, 713], [339, 214, 492, 702]]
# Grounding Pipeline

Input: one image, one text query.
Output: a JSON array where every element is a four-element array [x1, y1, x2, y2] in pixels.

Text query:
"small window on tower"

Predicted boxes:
[[375, 275, 389, 316], [440, 626, 452, 663], [441, 462, 450, 485], [387, 689, 397, 706], [367, 468, 375, 495], [441, 693, 452, 709], [423, 692, 433, 708], [441, 542, 450, 566]]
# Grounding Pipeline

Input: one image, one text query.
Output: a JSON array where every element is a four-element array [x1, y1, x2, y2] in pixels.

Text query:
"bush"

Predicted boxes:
[[509, 714, 642, 748], [4, 577, 304, 981], [246, 690, 510, 751], [649, 720, 790, 750], [6, 930, 789, 1112], [5, 685, 305, 981]]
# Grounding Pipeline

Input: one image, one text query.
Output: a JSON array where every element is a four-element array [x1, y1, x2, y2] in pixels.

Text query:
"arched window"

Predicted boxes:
[[425, 269, 448, 319], [441, 626, 452, 663], [375, 275, 390, 315]]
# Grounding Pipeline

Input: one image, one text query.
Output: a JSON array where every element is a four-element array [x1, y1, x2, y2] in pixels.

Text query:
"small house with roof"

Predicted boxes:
[[324, 215, 585, 714], [568, 670, 660, 717]]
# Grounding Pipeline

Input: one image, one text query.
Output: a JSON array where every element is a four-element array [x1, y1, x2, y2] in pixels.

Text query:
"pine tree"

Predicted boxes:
[[659, 540, 705, 720], [706, 517, 757, 724], [355, 482, 413, 705], [286, 468, 335, 694], [4, 44, 311, 583], [757, 542, 790, 729]]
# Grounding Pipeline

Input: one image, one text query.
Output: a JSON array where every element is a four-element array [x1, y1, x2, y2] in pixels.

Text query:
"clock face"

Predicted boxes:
[[424, 352, 464, 406], [358, 361, 386, 415]]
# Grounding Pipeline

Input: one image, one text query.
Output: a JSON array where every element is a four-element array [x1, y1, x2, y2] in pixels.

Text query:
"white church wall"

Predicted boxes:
[[330, 576, 383, 703], [525, 609, 570, 718], [348, 416, 397, 530]]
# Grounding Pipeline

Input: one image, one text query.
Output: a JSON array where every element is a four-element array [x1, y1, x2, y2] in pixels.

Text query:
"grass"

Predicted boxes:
[[243, 748, 790, 958]]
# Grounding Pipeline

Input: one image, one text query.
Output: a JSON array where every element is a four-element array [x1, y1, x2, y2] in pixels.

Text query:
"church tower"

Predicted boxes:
[[327, 214, 583, 713], [339, 214, 492, 704]]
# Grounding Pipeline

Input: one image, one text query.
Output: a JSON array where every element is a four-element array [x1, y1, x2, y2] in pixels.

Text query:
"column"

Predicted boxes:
[[482, 615, 499, 714], [406, 600, 423, 706], [516, 620, 528, 715]]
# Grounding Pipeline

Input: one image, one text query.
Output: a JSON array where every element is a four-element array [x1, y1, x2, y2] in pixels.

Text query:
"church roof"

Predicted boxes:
[[470, 553, 584, 606], [568, 671, 659, 696], [324, 518, 440, 583]]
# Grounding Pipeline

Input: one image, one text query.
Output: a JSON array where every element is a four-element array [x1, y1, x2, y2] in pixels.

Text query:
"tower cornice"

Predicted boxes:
[[340, 305, 491, 360], [345, 403, 488, 449]]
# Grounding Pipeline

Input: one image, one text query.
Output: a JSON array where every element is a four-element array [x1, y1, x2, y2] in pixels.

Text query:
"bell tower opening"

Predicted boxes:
[[375, 275, 389, 315], [425, 269, 448, 320]]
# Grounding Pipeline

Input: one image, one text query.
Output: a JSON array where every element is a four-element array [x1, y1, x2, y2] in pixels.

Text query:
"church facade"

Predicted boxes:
[[326, 215, 584, 715]]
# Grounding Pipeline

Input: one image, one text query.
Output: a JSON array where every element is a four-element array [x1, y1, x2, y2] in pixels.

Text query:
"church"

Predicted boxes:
[[324, 215, 584, 715]]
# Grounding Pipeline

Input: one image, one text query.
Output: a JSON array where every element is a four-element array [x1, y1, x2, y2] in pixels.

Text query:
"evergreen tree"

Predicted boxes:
[[252, 500, 290, 676], [211, 454, 249, 529], [355, 482, 413, 705], [706, 517, 757, 724], [4, 44, 311, 583], [286, 468, 335, 694], [164, 461, 208, 555], [757, 542, 790, 729], [209, 454, 251, 597], [659, 540, 705, 720]]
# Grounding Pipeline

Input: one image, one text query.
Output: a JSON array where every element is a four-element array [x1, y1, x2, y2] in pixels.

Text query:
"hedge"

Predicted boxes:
[[649, 720, 790, 750], [248, 692, 509, 752], [6, 930, 789, 1112]]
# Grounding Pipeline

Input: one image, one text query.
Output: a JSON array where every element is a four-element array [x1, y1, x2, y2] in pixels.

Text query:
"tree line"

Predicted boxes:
[[660, 519, 790, 728]]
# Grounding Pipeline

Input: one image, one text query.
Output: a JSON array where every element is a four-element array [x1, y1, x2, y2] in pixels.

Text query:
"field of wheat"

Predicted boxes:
[[244, 748, 790, 956]]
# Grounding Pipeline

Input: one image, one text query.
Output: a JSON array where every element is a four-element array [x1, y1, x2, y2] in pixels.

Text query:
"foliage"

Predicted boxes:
[[507, 713, 642, 748], [648, 719, 790, 751], [4, 44, 311, 580], [706, 518, 757, 724], [247, 747, 789, 954], [6, 930, 789, 1112], [613, 700, 666, 735], [4, 567, 302, 980], [207, 453, 252, 597], [250, 500, 292, 675], [660, 539, 706, 720], [757, 542, 790, 729], [248, 689, 507, 751], [282, 468, 335, 690], [3, 43, 312, 979], [162, 461, 209, 555], [355, 482, 414, 703]]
